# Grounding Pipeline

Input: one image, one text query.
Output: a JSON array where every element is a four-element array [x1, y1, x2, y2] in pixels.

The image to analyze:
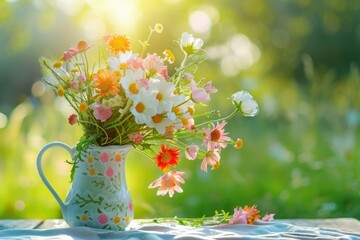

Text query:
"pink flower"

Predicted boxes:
[[204, 81, 218, 93], [128, 202, 133, 211], [201, 149, 221, 172], [183, 117, 195, 131], [128, 57, 144, 71], [70, 81, 79, 90], [99, 151, 109, 163], [63, 47, 78, 61], [160, 68, 169, 80], [136, 78, 149, 90], [97, 213, 108, 224], [262, 213, 275, 222], [185, 145, 199, 160], [68, 114, 78, 125], [148, 171, 185, 198], [190, 80, 210, 103], [202, 121, 231, 150], [129, 132, 143, 144], [105, 166, 114, 177], [77, 75, 86, 82], [229, 207, 249, 225], [143, 53, 167, 77], [101, 34, 112, 42], [93, 102, 112, 122]]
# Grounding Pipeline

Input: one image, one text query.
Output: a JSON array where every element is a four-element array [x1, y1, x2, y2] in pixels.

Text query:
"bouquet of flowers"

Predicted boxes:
[[39, 24, 259, 197]]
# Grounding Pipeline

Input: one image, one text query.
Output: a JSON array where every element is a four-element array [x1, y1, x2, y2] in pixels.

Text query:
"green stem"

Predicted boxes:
[[196, 109, 239, 128]]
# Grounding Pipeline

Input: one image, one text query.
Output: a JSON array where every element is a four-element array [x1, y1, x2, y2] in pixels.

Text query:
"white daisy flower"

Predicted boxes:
[[130, 88, 158, 124], [231, 91, 259, 117], [121, 69, 144, 99], [146, 113, 174, 134], [180, 32, 203, 55], [148, 76, 176, 114], [107, 51, 138, 71]]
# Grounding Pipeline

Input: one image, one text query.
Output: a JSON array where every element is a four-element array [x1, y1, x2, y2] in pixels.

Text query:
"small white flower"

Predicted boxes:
[[102, 95, 124, 108], [146, 113, 174, 135], [130, 88, 158, 124], [148, 76, 176, 113], [107, 51, 138, 71], [121, 69, 144, 98], [232, 91, 259, 117], [180, 32, 203, 55]]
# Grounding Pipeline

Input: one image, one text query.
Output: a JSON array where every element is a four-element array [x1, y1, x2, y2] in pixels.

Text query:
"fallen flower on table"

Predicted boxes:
[[140, 205, 275, 227]]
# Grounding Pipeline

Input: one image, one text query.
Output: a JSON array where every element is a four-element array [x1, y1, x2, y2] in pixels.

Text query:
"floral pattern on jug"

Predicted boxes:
[[37, 142, 134, 230]]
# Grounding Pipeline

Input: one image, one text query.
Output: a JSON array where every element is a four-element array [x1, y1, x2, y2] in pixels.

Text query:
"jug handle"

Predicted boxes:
[[36, 141, 72, 210]]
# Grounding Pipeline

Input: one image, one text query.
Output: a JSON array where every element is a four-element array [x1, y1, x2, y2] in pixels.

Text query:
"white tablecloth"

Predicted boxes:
[[0, 221, 359, 239]]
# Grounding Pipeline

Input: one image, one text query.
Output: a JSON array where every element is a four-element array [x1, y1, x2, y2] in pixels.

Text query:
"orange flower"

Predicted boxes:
[[107, 34, 131, 54], [243, 205, 261, 224], [93, 69, 120, 98], [77, 40, 89, 52], [154, 145, 180, 172]]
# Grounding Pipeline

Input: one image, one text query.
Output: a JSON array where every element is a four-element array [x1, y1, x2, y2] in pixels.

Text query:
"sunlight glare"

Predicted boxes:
[[86, 0, 139, 33]]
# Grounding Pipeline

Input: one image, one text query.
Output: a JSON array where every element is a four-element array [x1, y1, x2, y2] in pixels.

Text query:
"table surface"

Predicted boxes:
[[0, 218, 359, 233]]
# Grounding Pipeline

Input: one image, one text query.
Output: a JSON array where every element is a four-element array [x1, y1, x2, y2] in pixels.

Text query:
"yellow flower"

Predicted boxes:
[[211, 162, 220, 171], [154, 23, 163, 33], [163, 49, 175, 64], [79, 102, 88, 112], [57, 87, 64, 97], [53, 61, 62, 68], [234, 138, 243, 149], [107, 34, 131, 54]]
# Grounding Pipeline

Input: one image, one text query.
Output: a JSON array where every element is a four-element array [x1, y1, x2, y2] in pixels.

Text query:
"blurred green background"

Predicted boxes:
[[0, 0, 359, 220]]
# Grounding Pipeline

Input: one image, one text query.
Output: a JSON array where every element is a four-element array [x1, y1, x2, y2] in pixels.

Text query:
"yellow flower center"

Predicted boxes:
[[119, 63, 128, 70], [135, 102, 145, 113], [172, 107, 181, 114], [57, 87, 64, 97], [181, 117, 188, 126], [156, 92, 163, 101], [152, 114, 163, 123], [188, 107, 195, 115], [53, 61, 62, 68], [129, 83, 139, 94]]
